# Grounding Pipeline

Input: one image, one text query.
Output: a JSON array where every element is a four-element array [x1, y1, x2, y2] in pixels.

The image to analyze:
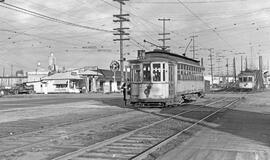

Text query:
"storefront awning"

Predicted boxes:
[[53, 80, 68, 85]]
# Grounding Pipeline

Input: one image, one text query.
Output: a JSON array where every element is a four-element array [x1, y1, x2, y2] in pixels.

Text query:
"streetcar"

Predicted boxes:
[[238, 70, 264, 91], [126, 49, 205, 106]]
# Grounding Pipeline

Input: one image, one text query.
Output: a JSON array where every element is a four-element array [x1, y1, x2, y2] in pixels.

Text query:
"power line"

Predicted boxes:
[[0, 29, 82, 46], [175, 0, 234, 50], [130, 0, 246, 4], [0, 2, 113, 33]]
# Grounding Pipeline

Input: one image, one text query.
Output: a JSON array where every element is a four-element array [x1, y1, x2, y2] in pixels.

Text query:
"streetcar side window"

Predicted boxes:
[[163, 63, 166, 81], [243, 77, 247, 82], [143, 64, 151, 81], [133, 65, 141, 82], [239, 77, 243, 82], [177, 64, 181, 80], [152, 63, 161, 82]]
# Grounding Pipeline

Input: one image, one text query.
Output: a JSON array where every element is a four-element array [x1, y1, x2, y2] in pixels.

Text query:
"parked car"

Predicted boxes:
[[13, 83, 35, 94]]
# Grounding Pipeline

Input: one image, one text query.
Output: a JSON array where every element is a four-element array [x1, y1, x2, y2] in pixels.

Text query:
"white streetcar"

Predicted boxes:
[[126, 49, 205, 106]]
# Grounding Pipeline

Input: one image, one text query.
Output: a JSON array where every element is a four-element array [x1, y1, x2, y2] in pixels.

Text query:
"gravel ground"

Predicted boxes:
[[1, 110, 164, 160], [144, 90, 270, 160], [1, 91, 262, 160]]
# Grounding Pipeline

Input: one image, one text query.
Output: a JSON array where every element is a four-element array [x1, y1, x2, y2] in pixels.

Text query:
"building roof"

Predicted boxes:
[[42, 72, 82, 80], [27, 71, 48, 75], [78, 70, 102, 76], [96, 69, 121, 81]]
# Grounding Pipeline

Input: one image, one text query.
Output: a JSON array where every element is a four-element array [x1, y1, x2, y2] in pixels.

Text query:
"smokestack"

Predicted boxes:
[[259, 56, 263, 71], [245, 56, 248, 71]]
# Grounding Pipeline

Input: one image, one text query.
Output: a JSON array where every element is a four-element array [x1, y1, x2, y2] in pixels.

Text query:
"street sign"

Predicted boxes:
[[110, 60, 120, 72]]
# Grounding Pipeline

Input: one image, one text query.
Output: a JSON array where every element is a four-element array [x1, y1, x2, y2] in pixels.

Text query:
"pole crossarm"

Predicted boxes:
[[113, 0, 129, 4], [158, 33, 170, 35], [158, 38, 170, 41], [113, 33, 130, 36], [113, 38, 130, 41]]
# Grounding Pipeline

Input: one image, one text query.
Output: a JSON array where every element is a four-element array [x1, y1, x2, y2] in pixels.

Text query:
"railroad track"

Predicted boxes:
[[0, 97, 215, 140], [51, 97, 240, 160], [0, 109, 137, 155], [0, 109, 134, 139], [0, 97, 238, 160]]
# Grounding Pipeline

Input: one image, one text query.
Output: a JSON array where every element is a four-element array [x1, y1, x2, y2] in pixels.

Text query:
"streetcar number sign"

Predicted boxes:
[[110, 60, 120, 72]]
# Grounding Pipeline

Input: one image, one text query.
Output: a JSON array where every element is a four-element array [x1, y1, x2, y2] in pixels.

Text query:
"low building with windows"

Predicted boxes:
[[26, 71, 49, 93], [25, 68, 122, 94], [96, 69, 122, 93], [41, 71, 83, 94]]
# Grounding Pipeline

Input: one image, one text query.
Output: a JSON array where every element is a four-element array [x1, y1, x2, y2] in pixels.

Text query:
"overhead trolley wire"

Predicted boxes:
[[175, 0, 235, 50], [0, 2, 113, 33], [130, 0, 246, 4]]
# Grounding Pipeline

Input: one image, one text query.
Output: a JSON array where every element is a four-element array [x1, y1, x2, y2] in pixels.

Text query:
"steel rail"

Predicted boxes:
[[0, 109, 136, 155], [52, 97, 232, 160], [131, 98, 240, 160], [0, 109, 133, 140]]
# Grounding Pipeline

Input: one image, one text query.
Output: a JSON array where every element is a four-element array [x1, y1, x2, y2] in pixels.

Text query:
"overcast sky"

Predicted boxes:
[[0, 0, 270, 76]]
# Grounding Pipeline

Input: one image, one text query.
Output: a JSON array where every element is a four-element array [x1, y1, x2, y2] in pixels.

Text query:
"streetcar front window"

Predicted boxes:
[[132, 64, 141, 82], [143, 63, 151, 81], [152, 63, 161, 81], [248, 77, 253, 82]]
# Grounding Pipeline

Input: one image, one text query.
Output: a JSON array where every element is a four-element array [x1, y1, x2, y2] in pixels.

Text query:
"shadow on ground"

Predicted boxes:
[[160, 103, 270, 148], [93, 96, 270, 148]]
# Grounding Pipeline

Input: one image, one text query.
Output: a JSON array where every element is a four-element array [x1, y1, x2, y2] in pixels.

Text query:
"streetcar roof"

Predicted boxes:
[[128, 50, 201, 66], [238, 70, 260, 76]]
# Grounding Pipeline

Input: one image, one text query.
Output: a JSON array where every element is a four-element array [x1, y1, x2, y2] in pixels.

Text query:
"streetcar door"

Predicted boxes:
[[168, 64, 175, 97], [125, 65, 131, 100]]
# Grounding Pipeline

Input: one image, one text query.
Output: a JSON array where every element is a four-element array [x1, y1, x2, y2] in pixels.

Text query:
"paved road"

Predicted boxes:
[[0, 94, 123, 110], [158, 102, 270, 160]]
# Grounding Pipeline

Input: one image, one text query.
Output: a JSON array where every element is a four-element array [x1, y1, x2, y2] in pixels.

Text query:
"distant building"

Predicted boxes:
[[0, 76, 27, 88], [15, 70, 25, 77], [26, 71, 49, 93], [96, 69, 122, 93], [41, 71, 83, 94], [204, 75, 235, 86]]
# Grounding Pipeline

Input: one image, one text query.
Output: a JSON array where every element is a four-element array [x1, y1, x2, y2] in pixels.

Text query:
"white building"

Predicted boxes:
[[27, 71, 48, 93], [41, 71, 83, 94]]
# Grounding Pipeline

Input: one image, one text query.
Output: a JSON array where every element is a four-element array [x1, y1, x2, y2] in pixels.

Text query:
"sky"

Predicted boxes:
[[0, 0, 270, 76]]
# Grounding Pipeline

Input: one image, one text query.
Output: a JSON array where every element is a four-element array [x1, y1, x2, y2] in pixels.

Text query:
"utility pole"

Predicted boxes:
[[113, 0, 130, 83], [190, 34, 198, 59], [245, 56, 248, 70], [11, 64, 13, 77], [267, 59, 269, 71], [2, 67, 5, 77], [158, 18, 170, 51], [250, 46, 253, 69], [209, 48, 214, 86], [1, 67, 4, 87], [233, 57, 236, 82], [226, 58, 229, 83], [241, 55, 243, 72]]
